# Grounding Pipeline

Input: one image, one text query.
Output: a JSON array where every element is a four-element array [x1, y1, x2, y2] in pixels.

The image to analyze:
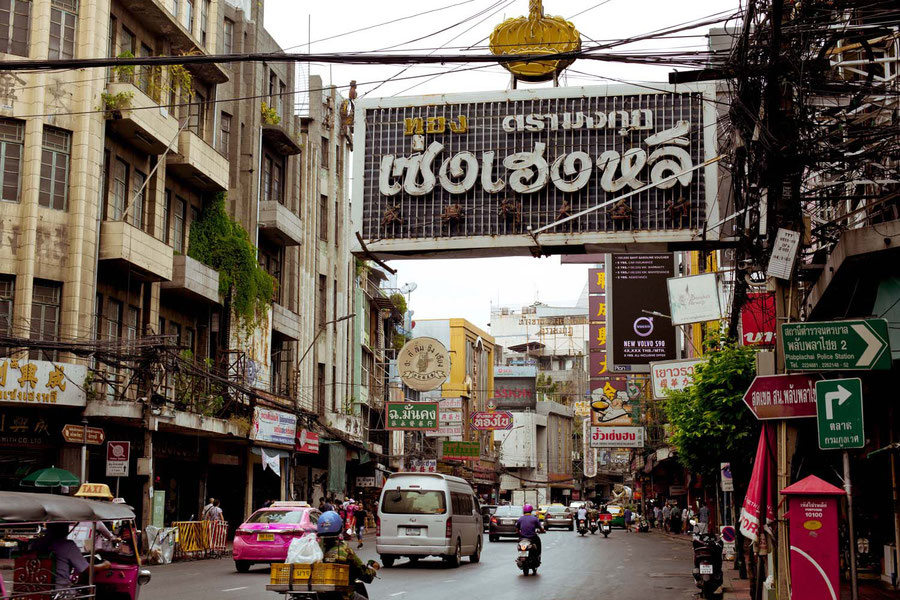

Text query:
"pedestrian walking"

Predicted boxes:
[[653, 505, 662, 528], [354, 503, 368, 549], [662, 503, 671, 531], [624, 507, 633, 532], [204, 498, 223, 521], [698, 503, 710, 534]]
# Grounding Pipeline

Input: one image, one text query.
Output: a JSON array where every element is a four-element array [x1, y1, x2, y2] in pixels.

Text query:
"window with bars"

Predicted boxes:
[[170, 322, 181, 347], [0, 0, 31, 57], [39, 126, 70, 211], [173, 196, 185, 252], [136, 43, 152, 95], [30, 280, 61, 361], [183, 0, 193, 33], [105, 298, 122, 341], [125, 305, 139, 341], [320, 137, 328, 169], [219, 112, 231, 156], [48, 0, 77, 60], [199, 0, 208, 45], [223, 18, 233, 55], [110, 158, 127, 220], [189, 91, 206, 138], [162, 190, 171, 243], [0, 118, 24, 204], [131, 169, 145, 231], [263, 151, 283, 204], [0, 276, 13, 349], [318, 194, 328, 240], [259, 241, 283, 303], [316, 363, 326, 414], [316, 274, 326, 329], [118, 27, 135, 82], [185, 327, 195, 356]]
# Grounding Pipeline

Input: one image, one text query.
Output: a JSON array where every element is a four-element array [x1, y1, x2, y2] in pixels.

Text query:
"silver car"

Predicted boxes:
[[544, 508, 574, 530]]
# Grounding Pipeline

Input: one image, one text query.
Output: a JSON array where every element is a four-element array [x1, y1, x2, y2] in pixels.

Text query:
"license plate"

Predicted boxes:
[[700, 564, 714, 575], [405, 528, 421, 536], [257, 533, 274, 542], [502, 520, 514, 525], [518, 551, 529, 557]]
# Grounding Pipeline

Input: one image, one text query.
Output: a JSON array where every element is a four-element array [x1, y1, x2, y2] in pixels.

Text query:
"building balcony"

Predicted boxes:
[[99, 221, 173, 282], [272, 302, 301, 341], [105, 82, 179, 155], [161, 254, 221, 304], [258, 201, 302, 246], [117, 0, 227, 83], [262, 124, 302, 156], [166, 130, 229, 191]]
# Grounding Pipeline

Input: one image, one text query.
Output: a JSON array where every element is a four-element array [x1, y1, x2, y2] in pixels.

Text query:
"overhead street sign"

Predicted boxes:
[[816, 378, 865, 450], [61, 424, 105, 445], [781, 319, 891, 371], [742, 374, 819, 420]]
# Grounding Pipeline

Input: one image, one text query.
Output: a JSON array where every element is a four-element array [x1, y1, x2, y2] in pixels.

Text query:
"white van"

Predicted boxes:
[[376, 472, 482, 567]]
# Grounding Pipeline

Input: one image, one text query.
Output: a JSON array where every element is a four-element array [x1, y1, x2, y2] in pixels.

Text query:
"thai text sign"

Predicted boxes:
[[781, 319, 891, 371], [650, 359, 703, 398], [470, 411, 513, 431], [426, 424, 463, 438], [352, 83, 719, 259], [741, 292, 776, 347], [441, 440, 480, 460], [0, 359, 87, 407], [742, 374, 818, 420], [106, 441, 130, 477], [589, 426, 645, 448], [386, 402, 438, 430], [787, 495, 841, 600], [62, 424, 104, 445], [251, 407, 297, 446], [296, 429, 320, 454], [398, 337, 450, 392], [816, 378, 865, 450]]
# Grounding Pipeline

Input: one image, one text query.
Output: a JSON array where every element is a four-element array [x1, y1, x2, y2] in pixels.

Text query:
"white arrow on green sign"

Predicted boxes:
[[815, 378, 864, 450], [781, 319, 891, 371]]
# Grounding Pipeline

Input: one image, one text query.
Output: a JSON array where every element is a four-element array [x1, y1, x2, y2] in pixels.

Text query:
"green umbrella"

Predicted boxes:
[[20, 466, 80, 488]]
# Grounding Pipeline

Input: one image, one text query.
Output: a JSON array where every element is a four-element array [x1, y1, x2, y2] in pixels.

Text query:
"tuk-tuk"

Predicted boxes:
[[0, 491, 151, 600]]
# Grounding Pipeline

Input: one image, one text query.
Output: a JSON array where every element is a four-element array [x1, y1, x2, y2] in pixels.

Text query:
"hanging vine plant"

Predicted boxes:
[[188, 193, 275, 333]]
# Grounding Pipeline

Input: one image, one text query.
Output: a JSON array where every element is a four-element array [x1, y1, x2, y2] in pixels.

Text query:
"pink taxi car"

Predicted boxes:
[[233, 501, 320, 572]]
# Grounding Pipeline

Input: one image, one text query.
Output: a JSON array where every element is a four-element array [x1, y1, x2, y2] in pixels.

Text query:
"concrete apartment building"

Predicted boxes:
[[0, 0, 361, 527]]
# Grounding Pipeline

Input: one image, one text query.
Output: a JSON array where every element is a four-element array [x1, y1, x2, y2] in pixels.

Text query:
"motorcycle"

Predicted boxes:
[[691, 521, 724, 600], [599, 514, 612, 538], [577, 518, 588, 536], [637, 516, 650, 533], [515, 538, 541, 576], [588, 517, 598, 535]]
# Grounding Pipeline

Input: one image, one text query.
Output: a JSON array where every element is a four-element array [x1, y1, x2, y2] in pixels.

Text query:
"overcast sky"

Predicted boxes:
[[263, 0, 740, 330]]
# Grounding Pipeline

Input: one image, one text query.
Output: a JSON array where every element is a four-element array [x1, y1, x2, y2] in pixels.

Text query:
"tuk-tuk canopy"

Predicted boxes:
[[0, 491, 135, 523]]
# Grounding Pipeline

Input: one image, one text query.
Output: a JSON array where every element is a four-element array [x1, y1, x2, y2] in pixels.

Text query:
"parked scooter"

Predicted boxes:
[[577, 518, 588, 536], [691, 520, 724, 599], [515, 538, 541, 576]]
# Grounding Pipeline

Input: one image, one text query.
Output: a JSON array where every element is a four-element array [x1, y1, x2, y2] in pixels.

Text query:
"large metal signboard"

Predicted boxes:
[[610, 254, 677, 371], [781, 319, 891, 371], [816, 378, 865, 450], [352, 84, 720, 259]]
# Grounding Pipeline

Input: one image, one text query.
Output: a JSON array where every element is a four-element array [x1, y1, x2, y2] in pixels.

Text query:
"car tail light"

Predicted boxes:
[[490, 516, 498, 524], [376, 520, 381, 536], [445, 517, 452, 539], [235, 529, 252, 536]]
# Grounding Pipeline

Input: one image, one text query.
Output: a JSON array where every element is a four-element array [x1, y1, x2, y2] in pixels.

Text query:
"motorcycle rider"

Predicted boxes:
[[515, 504, 544, 558], [317, 511, 379, 600], [576, 504, 588, 530]]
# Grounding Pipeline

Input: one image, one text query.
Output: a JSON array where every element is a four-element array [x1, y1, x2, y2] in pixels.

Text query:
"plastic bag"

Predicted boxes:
[[286, 533, 323, 564]]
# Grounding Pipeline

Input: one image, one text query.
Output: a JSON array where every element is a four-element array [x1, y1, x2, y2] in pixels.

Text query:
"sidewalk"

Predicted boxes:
[[651, 529, 750, 600]]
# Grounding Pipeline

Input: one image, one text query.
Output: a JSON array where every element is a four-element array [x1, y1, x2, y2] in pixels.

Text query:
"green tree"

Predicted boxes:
[[664, 339, 759, 478]]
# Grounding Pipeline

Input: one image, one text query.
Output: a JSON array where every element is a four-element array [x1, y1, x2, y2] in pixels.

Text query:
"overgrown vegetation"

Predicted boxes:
[[663, 337, 759, 479], [112, 51, 135, 82], [389, 292, 407, 315], [260, 101, 281, 125], [536, 373, 558, 400], [188, 193, 276, 332], [98, 91, 134, 117]]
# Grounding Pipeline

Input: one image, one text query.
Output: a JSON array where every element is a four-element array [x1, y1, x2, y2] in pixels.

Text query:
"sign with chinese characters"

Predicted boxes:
[[62, 424, 105, 445], [470, 411, 513, 431], [296, 429, 320, 454], [650, 359, 704, 399], [386, 402, 438, 430], [398, 337, 450, 392], [589, 426, 645, 448], [742, 374, 818, 420], [741, 292, 777, 347], [440, 440, 480, 460], [589, 377, 632, 426], [0, 411, 55, 446], [250, 407, 297, 446], [106, 441, 130, 477], [0, 359, 87, 407], [406, 458, 437, 472], [439, 410, 463, 423], [667, 272, 722, 326], [610, 254, 677, 371], [352, 83, 720, 260]]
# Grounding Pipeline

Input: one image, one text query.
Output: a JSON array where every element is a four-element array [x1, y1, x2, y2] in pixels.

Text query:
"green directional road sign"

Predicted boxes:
[[816, 378, 865, 450], [781, 319, 891, 371]]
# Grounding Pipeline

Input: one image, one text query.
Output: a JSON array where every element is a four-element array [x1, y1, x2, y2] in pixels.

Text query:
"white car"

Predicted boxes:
[[376, 472, 483, 568]]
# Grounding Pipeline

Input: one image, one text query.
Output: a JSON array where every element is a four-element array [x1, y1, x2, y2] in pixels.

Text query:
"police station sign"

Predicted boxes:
[[352, 83, 720, 259]]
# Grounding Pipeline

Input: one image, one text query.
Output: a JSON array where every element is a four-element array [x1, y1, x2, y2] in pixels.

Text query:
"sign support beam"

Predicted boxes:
[[844, 451, 859, 600]]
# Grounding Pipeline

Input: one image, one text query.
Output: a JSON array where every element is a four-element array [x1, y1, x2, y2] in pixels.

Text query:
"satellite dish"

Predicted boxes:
[[400, 282, 418, 294]]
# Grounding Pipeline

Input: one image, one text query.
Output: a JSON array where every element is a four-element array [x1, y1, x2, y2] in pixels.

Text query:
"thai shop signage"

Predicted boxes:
[[0, 359, 87, 407], [385, 402, 438, 430], [589, 426, 645, 448], [781, 319, 891, 371], [351, 83, 720, 259], [441, 440, 481, 460], [650, 358, 704, 399], [251, 407, 297, 446]]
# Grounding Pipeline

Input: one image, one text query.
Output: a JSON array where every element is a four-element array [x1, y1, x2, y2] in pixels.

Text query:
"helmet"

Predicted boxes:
[[317, 511, 343, 536], [523, 504, 533, 514]]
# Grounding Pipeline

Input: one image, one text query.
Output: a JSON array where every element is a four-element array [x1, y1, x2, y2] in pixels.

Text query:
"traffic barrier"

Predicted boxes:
[[204, 520, 228, 557], [173, 520, 230, 559]]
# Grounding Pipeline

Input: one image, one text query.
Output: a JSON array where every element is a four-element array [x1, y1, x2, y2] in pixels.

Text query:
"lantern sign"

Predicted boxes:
[[352, 83, 720, 260], [470, 411, 514, 431]]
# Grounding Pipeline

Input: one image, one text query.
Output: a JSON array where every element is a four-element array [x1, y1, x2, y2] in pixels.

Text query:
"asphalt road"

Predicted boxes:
[[140, 529, 698, 600]]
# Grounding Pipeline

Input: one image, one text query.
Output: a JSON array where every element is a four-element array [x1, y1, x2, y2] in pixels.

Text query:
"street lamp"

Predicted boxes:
[[298, 313, 356, 365]]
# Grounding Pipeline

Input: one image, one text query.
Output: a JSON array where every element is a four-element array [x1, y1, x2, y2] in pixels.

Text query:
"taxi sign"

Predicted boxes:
[[74, 483, 113, 499]]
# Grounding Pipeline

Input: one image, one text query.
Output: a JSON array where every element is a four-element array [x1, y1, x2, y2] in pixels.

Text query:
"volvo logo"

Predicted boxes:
[[633, 316, 654, 337]]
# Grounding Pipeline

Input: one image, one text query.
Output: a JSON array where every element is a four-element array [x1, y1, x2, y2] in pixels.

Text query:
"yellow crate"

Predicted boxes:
[[270, 564, 291, 585], [310, 563, 349, 586], [291, 565, 312, 583]]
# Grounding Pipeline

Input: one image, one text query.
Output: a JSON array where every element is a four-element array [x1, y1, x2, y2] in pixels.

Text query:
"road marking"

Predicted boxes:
[[443, 579, 457, 583], [221, 587, 248, 592], [390, 593, 407, 597]]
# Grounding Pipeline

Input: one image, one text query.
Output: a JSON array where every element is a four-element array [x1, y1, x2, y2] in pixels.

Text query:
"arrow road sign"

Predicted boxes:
[[781, 319, 891, 371], [816, 378, 864, 450], [742, 374, 819, 420], [61, 424, 105, 445]]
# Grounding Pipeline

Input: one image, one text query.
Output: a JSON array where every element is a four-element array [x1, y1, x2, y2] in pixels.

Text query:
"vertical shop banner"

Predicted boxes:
[[610, 254, 677, 372], [583, 419, 598, 478], [741, 292, 777, 347]]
